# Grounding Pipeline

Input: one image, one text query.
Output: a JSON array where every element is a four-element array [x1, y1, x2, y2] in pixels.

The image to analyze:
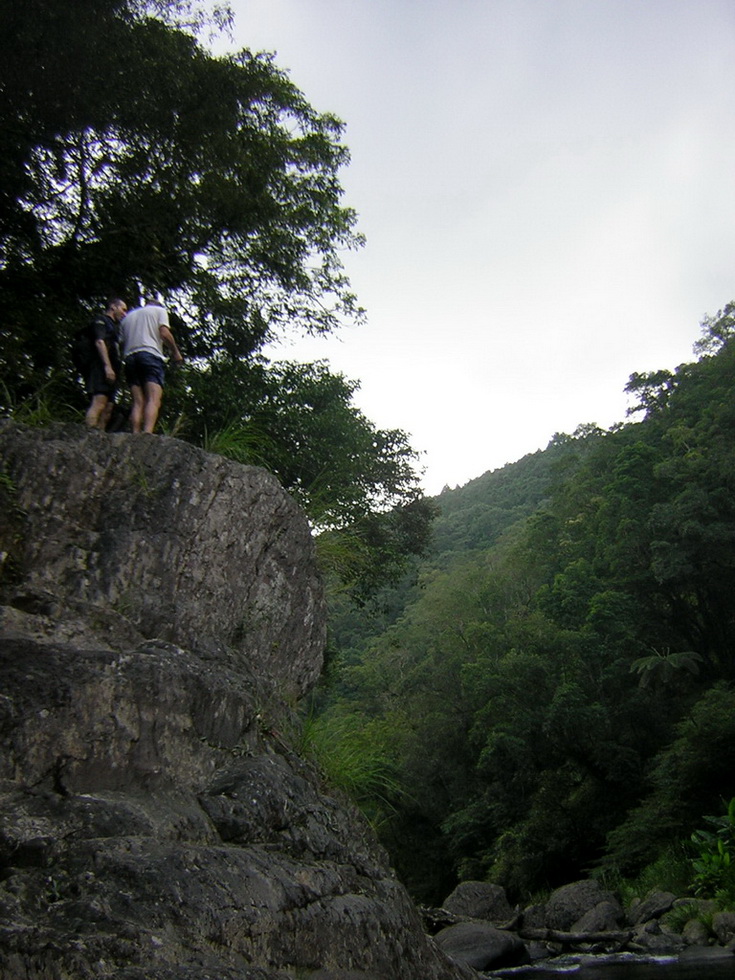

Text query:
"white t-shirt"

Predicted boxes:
[[122, 304, 170, 360]]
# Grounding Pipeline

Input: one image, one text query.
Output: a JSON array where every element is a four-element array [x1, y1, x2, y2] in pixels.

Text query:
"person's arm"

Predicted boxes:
[[159, 325, 183, 364], [93, 324, 116, 381]]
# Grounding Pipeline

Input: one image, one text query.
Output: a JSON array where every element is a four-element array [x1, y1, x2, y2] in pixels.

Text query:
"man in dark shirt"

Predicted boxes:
[[85, 297, 127, 429]]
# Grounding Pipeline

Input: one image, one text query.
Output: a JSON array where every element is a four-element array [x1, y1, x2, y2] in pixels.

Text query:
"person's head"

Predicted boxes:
[[107, 297, 128, 322], [143, 290, 163, 308]]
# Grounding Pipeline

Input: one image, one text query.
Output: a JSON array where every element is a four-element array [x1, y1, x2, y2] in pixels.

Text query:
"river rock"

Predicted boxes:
[[682, 917, 712, 946], [571, 899, 625, 932], [308, 973, 386, 979], [628, 889, 676, 925], [713, 910, 735, 945], [544, 880, 619, 931], [442, 881, 513, 922], [519, 902, 547, 930], [434, 921, 527, 970], [680, 945, 735, 961], [630, 919, 686, 955]]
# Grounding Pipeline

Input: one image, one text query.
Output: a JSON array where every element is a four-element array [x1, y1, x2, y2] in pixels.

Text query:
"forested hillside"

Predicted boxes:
[[312, 304, 735, 907]]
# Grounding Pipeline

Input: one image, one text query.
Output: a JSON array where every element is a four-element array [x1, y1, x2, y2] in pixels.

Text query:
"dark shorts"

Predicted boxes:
[[125, 351, 165, 389], [86, 360, 118, 400]]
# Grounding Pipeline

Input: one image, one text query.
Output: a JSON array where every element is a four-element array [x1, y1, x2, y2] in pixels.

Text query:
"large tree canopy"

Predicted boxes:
[[0, 0, 363, 393]]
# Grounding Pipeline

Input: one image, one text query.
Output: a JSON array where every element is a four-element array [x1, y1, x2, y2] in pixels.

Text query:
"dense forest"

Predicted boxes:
[[309, 305, 735, 907]]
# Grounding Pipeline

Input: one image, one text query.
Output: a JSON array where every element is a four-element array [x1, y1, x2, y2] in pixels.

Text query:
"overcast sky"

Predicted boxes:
[[223, 0, 735, 495]]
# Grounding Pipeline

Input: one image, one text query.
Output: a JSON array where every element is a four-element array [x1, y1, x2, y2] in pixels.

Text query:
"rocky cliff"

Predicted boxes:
[[0, 422, 473, 980]]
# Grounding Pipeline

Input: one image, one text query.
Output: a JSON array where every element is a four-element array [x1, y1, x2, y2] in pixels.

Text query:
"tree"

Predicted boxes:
[[0, 0, 433, 598], [0, 0, 363, 402], [165, 355, 433, 597]]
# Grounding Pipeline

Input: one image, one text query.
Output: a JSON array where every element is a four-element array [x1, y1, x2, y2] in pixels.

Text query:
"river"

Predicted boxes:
[[484, 950, 735, 980]]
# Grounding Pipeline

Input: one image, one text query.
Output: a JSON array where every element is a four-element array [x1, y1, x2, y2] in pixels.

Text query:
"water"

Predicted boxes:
[[483, 950, 735, 980]]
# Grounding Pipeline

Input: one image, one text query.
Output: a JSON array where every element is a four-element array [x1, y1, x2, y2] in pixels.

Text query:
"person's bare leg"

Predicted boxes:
[[130, 385, 145, 433], [101, 400, 115, 430], [85, 394, 109, 429], [142, 381, 163, 433]]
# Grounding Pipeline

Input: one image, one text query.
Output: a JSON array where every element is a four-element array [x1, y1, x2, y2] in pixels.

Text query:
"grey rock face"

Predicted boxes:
[[0, 422, 325, 699], [629, 914, 686, 956], [0, 423, 469, 980]]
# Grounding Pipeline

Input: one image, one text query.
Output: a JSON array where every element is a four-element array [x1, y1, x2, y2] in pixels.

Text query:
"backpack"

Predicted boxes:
[[71, 316, 104, 376]]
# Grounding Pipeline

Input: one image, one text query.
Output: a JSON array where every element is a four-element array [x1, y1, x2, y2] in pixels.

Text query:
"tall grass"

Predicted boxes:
[[313, 528, 372, 596], [1, 379, 83, 427], [300, 711, 405, 830], [202, 421, 276, 469]]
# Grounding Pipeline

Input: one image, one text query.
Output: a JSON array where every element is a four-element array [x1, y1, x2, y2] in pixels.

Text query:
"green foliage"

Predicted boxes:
[[694, 300, 735, 356], [691, 837, 731, 898], [661, 901, 704, 934], [623, 846, 694, 905], [0, 379, 83, 427], [170, 357, 424, 521], [604, 683, 735, 875], [202, 420, 275, 469], [176, 358, 432, 597], [690, 798, 735, 898], [630, 648, 703, 690], [300, 710, 404, 829], [432, 428, 602, 558]]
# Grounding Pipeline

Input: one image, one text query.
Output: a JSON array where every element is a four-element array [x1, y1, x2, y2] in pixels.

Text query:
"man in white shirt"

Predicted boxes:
[[121, 296, 183, 433]]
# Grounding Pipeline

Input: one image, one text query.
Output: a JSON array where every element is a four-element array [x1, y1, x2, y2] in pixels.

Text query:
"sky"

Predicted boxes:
[[221, 0, 735, 495]]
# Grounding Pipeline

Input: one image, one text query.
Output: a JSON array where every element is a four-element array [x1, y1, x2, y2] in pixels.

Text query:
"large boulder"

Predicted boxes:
[[713, 910, 735, 945], [628, 890, 677, 926], [544, 880, 621, 931], [682, 918, 711, 946], [0, 423, 473, 980], [571, 900, 625, 933], [434, 921, 527, 970], [442, 881, 513, 923], [0, 422, 325, 699]]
